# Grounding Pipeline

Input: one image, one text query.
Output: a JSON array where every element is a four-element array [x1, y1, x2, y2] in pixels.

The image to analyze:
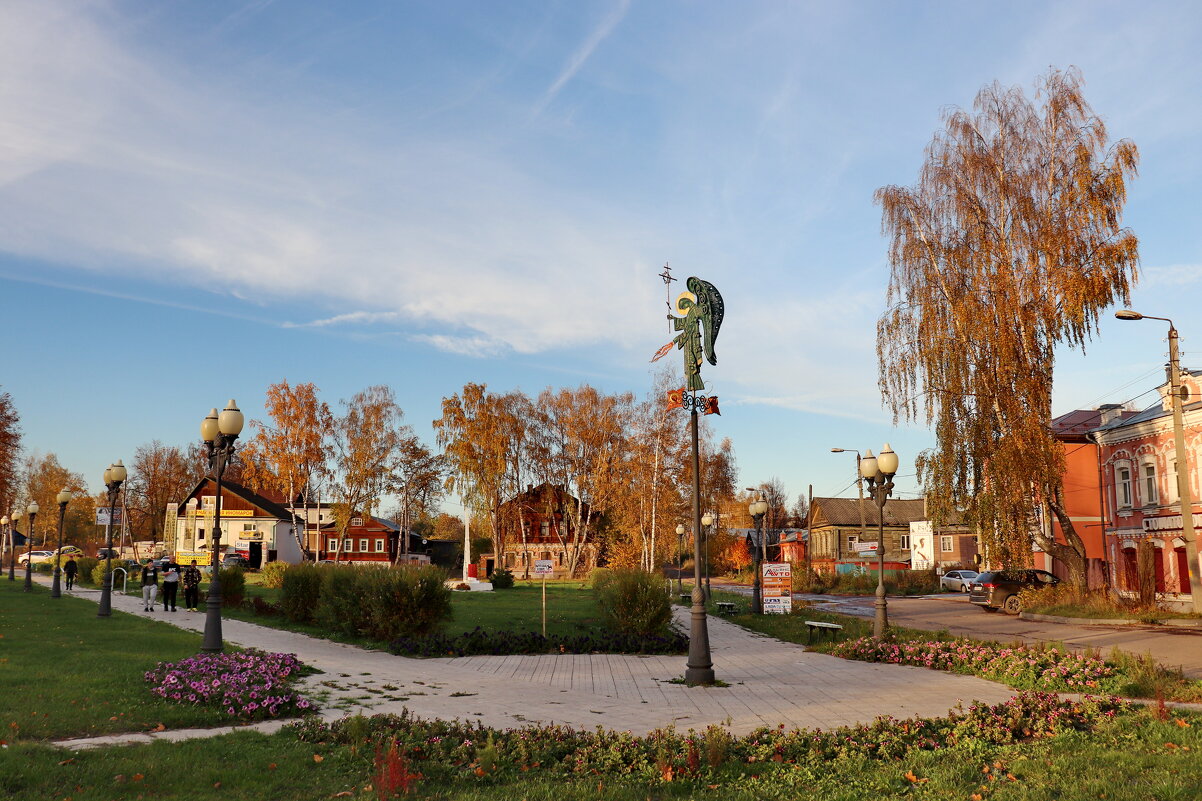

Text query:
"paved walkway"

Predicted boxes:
[[41, 578, 1018, 749]]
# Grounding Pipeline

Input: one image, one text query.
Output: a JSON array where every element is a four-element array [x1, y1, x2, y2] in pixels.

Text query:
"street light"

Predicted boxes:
[[747, 492, 768, 613], [675, 523, 686, 596], [860, 444, 900, 639], [701, 511, 716, 599], [1115, 310, 1202, 613], [23, 501, 39, 592], [97, 461, 128, 617], [2, 515, 10, 581], [50, 489, 73, 598], [201, 400, 244, 653], [9, 511, 21, 581]]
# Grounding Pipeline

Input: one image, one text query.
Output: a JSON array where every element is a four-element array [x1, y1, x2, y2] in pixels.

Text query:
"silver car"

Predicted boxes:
[[939, 569, 979, 592]]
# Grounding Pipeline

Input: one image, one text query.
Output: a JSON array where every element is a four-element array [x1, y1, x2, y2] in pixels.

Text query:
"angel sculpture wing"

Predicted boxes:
[[668, 276, 725, 391], [688, 276, 724, 367]]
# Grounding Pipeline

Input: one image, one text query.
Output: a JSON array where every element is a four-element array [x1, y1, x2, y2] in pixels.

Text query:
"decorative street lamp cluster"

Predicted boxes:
[[22, 501, 39, 592], [747, 491, 768, 614], [200, 400, 244, 654], [859, 444, 900, 639], [97, 460, 128, 617]]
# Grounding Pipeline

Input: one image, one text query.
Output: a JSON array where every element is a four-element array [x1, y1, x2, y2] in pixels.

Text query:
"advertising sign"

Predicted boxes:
[[853, 542, 881, 556], [761, 562, 792, 614], [95, 508, 124, 526], [174, 550, 213, 567], [534, 559, 555, 576]]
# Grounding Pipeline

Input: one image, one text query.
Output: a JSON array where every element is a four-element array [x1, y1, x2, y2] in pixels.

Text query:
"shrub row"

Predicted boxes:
[[280, 563, 452, 640], [290, 692, 1127, 783], [389, 625, 688, 658], [594, 568, 673, 637]]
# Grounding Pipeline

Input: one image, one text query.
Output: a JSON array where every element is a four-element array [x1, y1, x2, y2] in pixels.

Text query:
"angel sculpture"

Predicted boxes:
[[667, 277, 724, 391]]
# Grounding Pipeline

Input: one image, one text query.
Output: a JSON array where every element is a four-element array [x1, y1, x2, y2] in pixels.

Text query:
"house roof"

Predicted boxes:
[[811, 497, 927, 527], [501, 482, 588, 513], [175, 477, 294, 520]]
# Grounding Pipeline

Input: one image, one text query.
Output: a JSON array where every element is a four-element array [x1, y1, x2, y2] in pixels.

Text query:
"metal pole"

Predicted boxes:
[[51, 501, 67, 598], [202, 441, 229, 653], [751, 511, 764, 614], [98, 484, 120, 617], [8, 521, 16, 581], [705, 516, 712, 599], [874, 490, 888, 638], [684, 403, 715, 684], [1167, 326, 1202, 613], [23, 510, 37, 592]]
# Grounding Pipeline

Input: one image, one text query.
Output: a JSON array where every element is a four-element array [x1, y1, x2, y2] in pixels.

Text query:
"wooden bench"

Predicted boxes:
[[680, 593, 692, 604], [804, 620, 843, 644], [715, 601, 737, 615]]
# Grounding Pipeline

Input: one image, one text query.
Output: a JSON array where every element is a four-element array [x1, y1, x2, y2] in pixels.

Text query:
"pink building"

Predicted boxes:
[[1091, 369, 1202, 598]]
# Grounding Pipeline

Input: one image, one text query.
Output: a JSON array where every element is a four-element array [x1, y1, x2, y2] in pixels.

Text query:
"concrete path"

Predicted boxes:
[[39, 577, 1017, 749]]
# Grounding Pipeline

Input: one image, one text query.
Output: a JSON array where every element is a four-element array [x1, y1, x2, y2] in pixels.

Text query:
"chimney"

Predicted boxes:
[[1097, 403, 1122, 426]]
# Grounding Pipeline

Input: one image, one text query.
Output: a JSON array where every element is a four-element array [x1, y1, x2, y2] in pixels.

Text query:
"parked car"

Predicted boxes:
[[96, 548, 119, 559], [969, 569, 1059, 614], [54, 545, 85, 557], [221, 554, 251, 569], [939, 569, 979, 592], [17, 550, 54, 565]]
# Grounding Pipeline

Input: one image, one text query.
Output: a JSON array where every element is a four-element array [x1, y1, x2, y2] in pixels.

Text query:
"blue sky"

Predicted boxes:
[[1, 0, 1200, 508]]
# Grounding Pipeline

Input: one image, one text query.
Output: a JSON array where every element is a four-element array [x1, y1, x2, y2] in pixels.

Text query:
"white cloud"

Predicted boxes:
[[1143, 264, 1202, 287], [534, 0, 631, 115]]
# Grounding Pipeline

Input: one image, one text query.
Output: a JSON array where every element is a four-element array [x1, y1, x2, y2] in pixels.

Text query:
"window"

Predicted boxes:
[[242, 523, 256, 533], [847, 535, 858, 552], [197, 528, 205, 541], [1117, 466, 1132, 508], [375, 539, 385, 552], [1142, 463, 1158, 506], [343, 538, 352, 552], [359, 538, 368, 552], [328, 538, 337, 552], [899, 534, 911, 550], [940, 536, 954, 553], [201, 496, 216, 510], [540, 521, 550, 539], [351, 517, 363, 527]]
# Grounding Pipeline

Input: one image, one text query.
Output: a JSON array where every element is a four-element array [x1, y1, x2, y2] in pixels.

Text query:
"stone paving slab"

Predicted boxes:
[[37, 577, 1018, 747]]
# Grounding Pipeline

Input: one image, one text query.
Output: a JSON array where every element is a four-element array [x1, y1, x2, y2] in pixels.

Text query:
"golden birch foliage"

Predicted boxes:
[[240, 380, 333, 501], [876, 68, 1138, 579]]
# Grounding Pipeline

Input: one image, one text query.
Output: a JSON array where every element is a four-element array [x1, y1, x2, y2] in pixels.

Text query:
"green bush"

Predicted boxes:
[[259, 560, 289, 589], [595, 568, 672, 637], [490, 567, 515, 589], [280, 563, 324, 623], [218, 566, 246, 607], [358, 565, 452, 640], [588, 567, 612, 590], [72, 557, 99, 586], [315, 566, 363, 636]]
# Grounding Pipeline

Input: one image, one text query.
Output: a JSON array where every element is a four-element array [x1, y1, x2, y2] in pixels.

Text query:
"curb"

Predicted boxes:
[[1019, 611, 1202, 629]]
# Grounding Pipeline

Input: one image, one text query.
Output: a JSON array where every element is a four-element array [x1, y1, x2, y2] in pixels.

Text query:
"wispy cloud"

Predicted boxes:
[[1143, 264, 1202, 287], [533, 0, 630, 115], [283, 310, 404, 328]]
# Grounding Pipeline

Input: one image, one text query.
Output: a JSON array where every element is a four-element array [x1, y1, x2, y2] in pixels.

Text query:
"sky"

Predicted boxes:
[[1, 0, 1201, 511]]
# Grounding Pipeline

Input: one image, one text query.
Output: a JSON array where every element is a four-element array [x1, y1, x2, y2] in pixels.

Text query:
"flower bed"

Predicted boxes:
[[389, 625, 688, 658], [144, 649, 313, 719], [291, 692, 1127, 783], [830, 637, 1117, 692]]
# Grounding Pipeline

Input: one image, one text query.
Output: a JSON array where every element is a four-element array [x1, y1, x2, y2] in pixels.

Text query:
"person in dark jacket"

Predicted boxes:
[[140, 561, 159, 611], [161, 563, 180, 612], [63, 557, 79, 591], [183, 560, 202, 612]]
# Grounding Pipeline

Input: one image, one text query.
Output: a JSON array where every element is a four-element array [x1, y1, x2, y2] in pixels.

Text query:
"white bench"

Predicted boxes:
[[804, 620, 843, 644], [715, 601, 737, 614]]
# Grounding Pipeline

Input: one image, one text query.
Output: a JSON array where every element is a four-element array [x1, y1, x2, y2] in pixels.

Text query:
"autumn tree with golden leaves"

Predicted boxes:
[[876, 68, 1139, 587]]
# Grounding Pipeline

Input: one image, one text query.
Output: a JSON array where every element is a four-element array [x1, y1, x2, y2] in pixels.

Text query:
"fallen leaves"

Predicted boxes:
[[903, 770, 928, 784], [313, 753, 325, 763]]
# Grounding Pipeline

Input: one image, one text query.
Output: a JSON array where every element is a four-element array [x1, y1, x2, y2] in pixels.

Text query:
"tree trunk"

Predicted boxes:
[[1137, 540, 1157, 606]]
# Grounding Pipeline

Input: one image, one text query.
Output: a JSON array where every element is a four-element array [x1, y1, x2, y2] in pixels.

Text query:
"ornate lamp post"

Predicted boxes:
[[97, 461, 128, 617], [3, 515, 11, 580], [674, 523, 686, 596], [50, 489, 74, 598], [1115, 310, 1202, 612], [22, 501, 39, 592], [860, 444, 900, 639], [701, 511, 716, 599], [10, 511, 21, 581], [747, 493, 768, 613], [201, 400, 244, 653]]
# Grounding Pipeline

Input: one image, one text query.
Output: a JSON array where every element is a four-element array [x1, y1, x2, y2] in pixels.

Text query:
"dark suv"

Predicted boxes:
[[969, 569, 1059, 614]]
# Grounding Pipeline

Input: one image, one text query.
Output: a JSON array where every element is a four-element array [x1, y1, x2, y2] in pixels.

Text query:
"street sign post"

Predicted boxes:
[[761, 562, 792, 614], [534, 559, 554, 635], [95, 508, 123, 526]]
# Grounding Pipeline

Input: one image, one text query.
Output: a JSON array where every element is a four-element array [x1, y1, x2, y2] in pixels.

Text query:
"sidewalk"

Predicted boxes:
[[42, 577, 1017, 749]]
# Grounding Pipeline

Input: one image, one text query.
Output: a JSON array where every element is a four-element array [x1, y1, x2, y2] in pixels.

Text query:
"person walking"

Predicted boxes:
[[140, 560, 159, 611], [183, 560, 202, 612], [161, 563, 180, 612], [63, 557, 79, 591]]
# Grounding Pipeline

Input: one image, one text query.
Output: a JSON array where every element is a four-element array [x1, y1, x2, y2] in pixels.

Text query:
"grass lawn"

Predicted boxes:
[[221, 580, 607, 648], [4, 707, 1201, 800], [0, 581, 248, 740]]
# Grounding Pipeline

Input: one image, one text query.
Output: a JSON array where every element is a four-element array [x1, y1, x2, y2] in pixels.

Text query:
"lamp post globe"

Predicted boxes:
[[201, 400, 243, 653], [97, 460, 127, 618], [10, 511, 21, 581], [675, 524, 686, 595], [748, 495, 768, 613], [50, 488, 73, 598], [861, 444, 899, 639]]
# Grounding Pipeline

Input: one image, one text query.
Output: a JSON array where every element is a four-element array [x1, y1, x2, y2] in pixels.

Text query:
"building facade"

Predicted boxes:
[[167, 478, 302, 567], [807, 497, 926, 573], [487, 483, 597, 579]]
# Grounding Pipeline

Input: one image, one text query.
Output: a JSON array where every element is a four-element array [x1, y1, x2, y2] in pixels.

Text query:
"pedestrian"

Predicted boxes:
[[183, 559, 202, 612], [140, 560, 159, 611], [63, 557, 78, 591], [162, 563, 180, 612]]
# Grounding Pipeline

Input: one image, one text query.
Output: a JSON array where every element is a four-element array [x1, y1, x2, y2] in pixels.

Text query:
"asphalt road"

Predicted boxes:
[[710, 581, 1202, 678]]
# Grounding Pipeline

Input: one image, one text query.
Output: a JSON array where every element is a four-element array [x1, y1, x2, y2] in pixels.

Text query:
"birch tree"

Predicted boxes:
[[875, 68, 1139, 587], [126, 441, 194, 542], [331, 385, 404, 563], [0, 391, 21, 519]]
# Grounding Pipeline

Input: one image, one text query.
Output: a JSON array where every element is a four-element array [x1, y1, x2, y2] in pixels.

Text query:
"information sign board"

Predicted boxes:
[[534, 559, 554, 576], [761, 562, 792, 614], [95, 508, 124, 526]]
